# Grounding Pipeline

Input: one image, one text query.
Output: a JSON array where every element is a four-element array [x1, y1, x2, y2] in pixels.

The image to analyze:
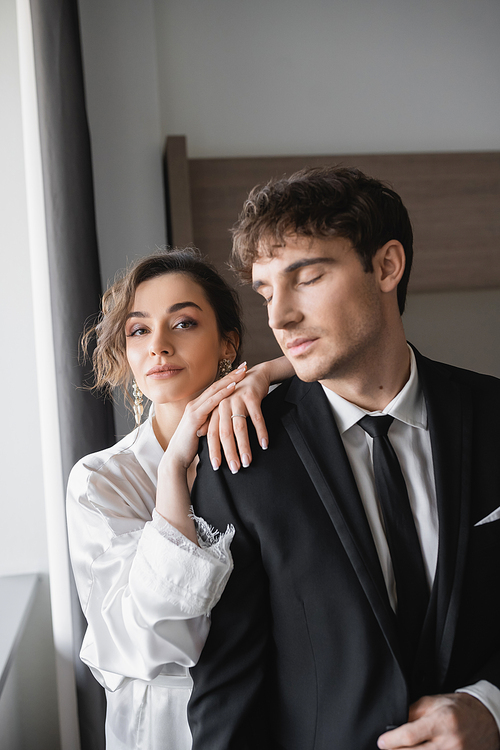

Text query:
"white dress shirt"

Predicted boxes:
[[321, 347, 500, 729], [67, 413, 234, 750]]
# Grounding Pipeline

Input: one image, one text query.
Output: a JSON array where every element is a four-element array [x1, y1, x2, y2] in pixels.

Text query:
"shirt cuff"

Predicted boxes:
[[152, 508, 234, 560], [132, 511, 234, 617], [456, 680, 500, 734]]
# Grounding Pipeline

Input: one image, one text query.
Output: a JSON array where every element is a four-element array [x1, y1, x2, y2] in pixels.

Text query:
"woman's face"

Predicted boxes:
[[125, 273, 235, 407]]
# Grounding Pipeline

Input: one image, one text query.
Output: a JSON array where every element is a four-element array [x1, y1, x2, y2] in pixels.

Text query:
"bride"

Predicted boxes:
[[67, 248, 291, 749]]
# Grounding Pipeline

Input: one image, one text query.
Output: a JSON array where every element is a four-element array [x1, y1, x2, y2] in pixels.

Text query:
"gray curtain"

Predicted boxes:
[[29, 0, 115, 747]]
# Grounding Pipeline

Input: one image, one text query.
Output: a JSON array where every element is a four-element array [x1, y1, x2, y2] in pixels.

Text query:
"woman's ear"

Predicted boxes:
[[375, 240, 406, 293], [221, 331, 240, 363]]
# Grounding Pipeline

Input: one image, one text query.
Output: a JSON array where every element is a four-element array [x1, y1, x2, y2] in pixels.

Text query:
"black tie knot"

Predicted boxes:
[[358, 414, 394, 439]]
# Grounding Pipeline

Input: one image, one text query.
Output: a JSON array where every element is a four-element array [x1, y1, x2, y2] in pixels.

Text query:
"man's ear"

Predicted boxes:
[[221, 331, 240, 363], [375, 240, 406, 293]]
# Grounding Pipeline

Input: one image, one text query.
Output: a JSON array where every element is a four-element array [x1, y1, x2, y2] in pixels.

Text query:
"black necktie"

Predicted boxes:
[[358, 414, 429, 670]]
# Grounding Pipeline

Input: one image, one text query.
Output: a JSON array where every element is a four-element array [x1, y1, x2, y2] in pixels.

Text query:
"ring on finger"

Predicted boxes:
[[230, 414, 247, 420]]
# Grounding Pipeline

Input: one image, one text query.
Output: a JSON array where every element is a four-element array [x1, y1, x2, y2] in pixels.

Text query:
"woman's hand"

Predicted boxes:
[[155, 363, 247, 542], [164, 362, 248, 473], [205, 357, 294, 473]]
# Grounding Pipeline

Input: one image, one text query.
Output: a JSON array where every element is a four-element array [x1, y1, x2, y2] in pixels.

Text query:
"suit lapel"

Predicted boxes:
[[414, 349, 472, 687], [282, 378, 400, 660]]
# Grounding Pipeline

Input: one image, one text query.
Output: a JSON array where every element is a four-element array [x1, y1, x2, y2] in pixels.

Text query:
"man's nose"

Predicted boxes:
[[267, 289, 301, 331]]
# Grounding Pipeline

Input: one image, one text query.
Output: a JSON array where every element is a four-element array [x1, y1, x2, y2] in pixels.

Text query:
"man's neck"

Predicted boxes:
[[320, 334, 411, 413]]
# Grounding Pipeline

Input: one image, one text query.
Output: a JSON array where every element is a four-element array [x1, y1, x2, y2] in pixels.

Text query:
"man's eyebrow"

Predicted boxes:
[[284, 257, 336, 274], [126, 301, 202, 320], [252, 257, 335, 291]]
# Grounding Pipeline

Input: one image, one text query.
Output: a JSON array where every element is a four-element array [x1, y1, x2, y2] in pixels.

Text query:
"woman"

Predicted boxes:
[[67, 249, 291, 750]]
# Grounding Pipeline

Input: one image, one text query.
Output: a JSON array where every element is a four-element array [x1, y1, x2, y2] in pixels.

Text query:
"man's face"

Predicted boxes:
[[252, 235, 385, 386]]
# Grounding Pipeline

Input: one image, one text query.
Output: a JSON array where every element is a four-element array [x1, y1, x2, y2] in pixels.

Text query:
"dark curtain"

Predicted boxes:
[[29, 1, 115, 748]]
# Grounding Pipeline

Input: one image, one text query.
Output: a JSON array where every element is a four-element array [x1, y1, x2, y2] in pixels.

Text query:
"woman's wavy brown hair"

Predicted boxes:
[[82, 248, 243, 411]]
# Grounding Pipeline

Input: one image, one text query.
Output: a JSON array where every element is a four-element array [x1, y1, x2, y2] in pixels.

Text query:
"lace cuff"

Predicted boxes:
[[133, 514, 234, 617], [151, 509, 234, 563]]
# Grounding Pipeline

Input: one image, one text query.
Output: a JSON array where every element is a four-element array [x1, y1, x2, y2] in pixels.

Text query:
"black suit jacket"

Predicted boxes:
[[188, 349, 500, 749]]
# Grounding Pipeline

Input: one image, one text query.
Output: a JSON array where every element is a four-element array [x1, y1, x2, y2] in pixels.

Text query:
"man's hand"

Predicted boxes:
[[377, 693, 500, 749]]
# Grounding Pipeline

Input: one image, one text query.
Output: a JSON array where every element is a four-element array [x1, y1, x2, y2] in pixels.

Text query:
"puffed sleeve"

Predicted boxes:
[[67, 453, 233, 692]]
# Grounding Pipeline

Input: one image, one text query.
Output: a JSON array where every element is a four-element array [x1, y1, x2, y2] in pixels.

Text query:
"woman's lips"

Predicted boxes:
[[146, 365, 183, 379]]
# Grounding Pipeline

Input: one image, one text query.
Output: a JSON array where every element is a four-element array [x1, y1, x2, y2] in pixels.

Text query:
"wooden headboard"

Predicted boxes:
[[164, 136, 500, 365]]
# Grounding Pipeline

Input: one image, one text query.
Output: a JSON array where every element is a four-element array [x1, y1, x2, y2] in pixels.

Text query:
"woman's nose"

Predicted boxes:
[[149, 328, 173, 356]]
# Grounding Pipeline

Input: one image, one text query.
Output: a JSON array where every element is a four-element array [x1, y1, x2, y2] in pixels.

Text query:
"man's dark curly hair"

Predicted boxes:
[[231, 165, 413, 314]]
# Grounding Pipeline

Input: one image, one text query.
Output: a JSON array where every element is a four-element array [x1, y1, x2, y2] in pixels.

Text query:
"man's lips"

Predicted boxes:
[[146, 365, 183, 378], [285, 337, 318, 356]]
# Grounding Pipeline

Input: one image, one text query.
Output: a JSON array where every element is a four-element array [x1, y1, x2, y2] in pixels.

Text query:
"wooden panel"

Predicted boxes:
[[187, 151, 500, 365], [164, 136, 194, 247], [190, 151, 500, 293]]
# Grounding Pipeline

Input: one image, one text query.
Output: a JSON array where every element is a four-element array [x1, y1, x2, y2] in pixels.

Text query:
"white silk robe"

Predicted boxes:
[[66, 415, 234, 750]]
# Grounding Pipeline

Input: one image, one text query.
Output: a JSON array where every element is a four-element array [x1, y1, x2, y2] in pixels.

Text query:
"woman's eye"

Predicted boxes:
[[174, 318, 197, 330], [127, 326, 148, 337]]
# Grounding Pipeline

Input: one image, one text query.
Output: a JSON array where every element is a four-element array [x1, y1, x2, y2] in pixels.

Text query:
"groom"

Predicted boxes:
[[189, 166, 500, 749]]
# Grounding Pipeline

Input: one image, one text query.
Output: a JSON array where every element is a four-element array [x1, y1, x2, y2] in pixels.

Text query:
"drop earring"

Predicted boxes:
[[217, 359, 232, 379], [132, 380, 144, 426]]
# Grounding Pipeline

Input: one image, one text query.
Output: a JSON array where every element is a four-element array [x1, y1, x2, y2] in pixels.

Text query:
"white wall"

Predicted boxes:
[[78, 0, 168, 436], [0, 0, 60, 746], [153, 0, 500, 158], [0, 0, 47, 579], [0, 578, 61, 749], [78, 0, 166, 292]]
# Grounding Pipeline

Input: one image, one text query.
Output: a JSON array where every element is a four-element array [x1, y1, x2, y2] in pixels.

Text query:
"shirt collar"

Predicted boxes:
[[321, 346, 427, 435], [130, 406, 164, 480]]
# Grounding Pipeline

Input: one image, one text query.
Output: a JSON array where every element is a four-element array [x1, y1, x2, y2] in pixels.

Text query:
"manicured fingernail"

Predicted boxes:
[[226, 381, 236, 389], [241, 453, 250, 468], [211, 457, 220, 471], [230, 460, 239, 474], [196, 430, 203, 437], [261, 438, 268, 450], [236, 361, 247, 370]]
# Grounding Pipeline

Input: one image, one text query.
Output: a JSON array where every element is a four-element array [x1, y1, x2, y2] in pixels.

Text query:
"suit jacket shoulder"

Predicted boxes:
[[412, 345, 500, 399]]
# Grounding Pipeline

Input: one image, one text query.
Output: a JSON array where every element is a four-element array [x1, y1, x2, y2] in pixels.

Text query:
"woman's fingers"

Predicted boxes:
[[193, 360, 272, 473], [210, 364, 272, 472], [218, 398, 249, 473], [190, 363, 247, 420], [220, 392, 269, 462], [245, 398, 269, 451], [206, 410, 222, 471]]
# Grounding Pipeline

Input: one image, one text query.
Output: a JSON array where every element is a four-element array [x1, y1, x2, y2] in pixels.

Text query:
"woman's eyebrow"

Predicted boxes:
[[126, 301, 202, 320], [168, 301, 202, 314]]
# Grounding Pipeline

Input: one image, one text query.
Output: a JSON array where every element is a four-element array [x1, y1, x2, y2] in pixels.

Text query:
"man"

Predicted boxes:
[[188, 166, 500, 749]]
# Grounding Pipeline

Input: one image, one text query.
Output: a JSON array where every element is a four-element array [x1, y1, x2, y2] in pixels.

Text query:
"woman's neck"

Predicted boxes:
[[151, 400, 188, 451]]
